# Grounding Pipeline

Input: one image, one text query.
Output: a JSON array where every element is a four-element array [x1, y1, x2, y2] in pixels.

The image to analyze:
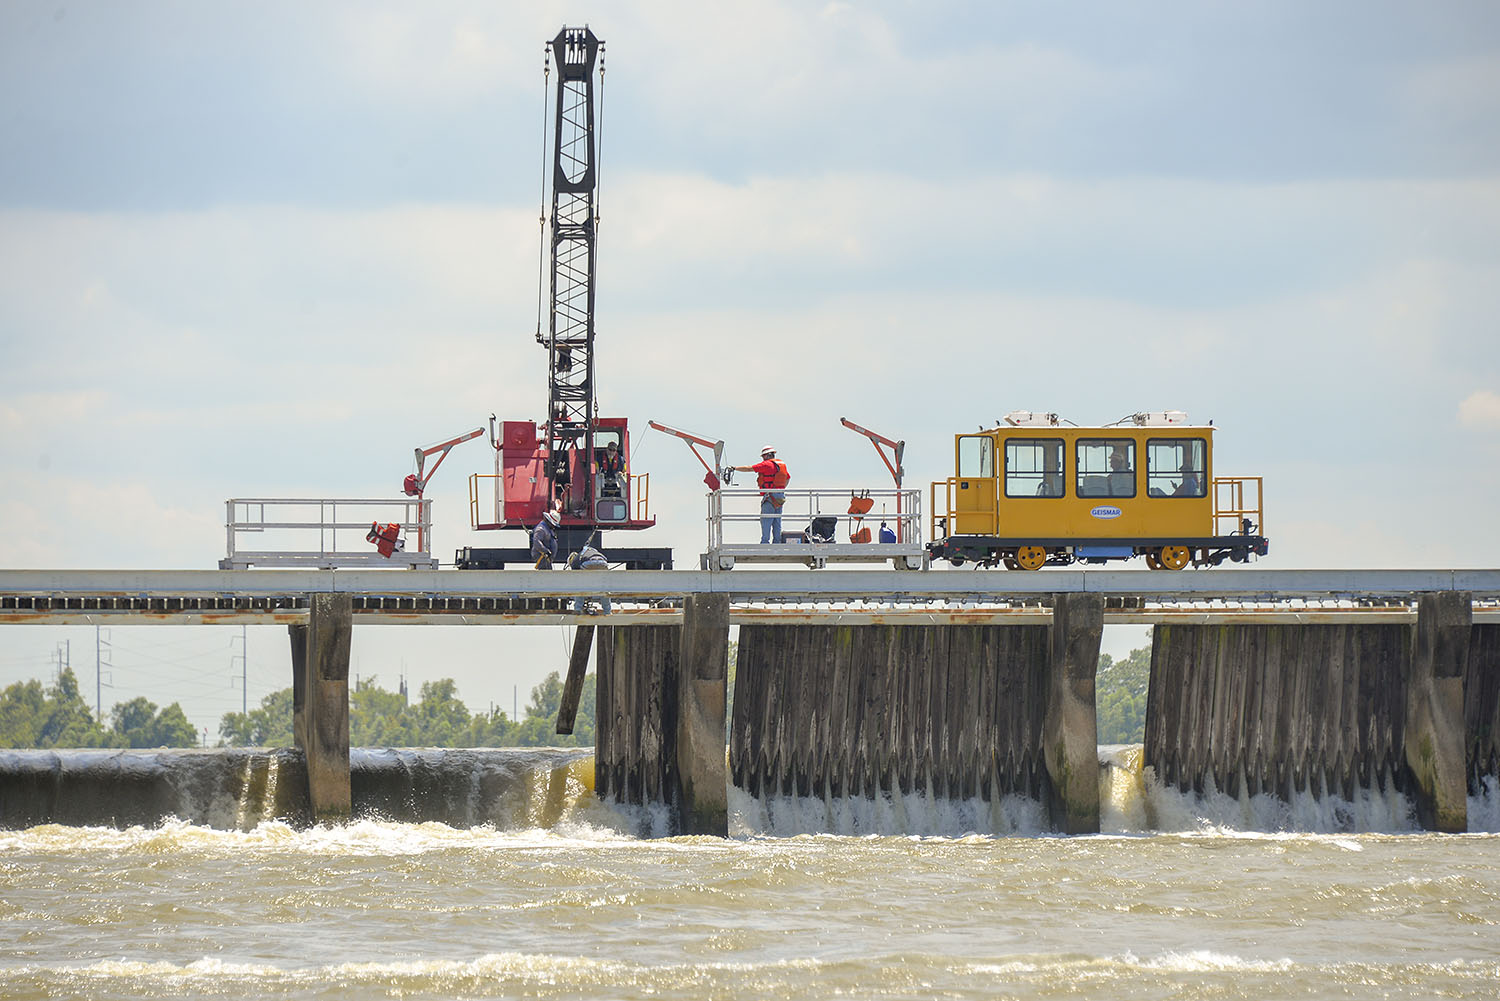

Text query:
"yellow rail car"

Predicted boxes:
[[927, 411, 1267, 570]]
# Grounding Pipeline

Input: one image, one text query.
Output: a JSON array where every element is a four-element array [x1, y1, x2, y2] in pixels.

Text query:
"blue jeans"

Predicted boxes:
[[760, 494, 784, 544]]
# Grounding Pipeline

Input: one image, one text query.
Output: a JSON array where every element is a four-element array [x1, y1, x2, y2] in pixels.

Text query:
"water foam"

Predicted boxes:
[[728, 784, 1048, 838], [1468, 775, 1500, 833]]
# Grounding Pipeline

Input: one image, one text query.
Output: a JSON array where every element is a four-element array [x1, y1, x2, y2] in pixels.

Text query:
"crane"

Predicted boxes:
[[455, 26, 669, 570]]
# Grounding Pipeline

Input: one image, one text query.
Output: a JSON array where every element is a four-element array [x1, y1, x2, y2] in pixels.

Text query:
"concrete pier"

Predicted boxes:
[[288, 593, 352, 822], [1044, 593, 1103, 834], [1404, 592, 1469, 832], [676, 594, 729, 835]]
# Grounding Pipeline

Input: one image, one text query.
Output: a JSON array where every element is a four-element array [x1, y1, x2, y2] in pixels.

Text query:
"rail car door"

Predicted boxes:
[[953, 434, 998, 535]]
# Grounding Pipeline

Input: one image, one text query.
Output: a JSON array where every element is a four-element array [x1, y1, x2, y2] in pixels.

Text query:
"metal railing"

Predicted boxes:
[[468, 472, 653, 529], [704, 488, 925, 569], [1214, 476, 1264, 537], [221, 498, 437, 570]]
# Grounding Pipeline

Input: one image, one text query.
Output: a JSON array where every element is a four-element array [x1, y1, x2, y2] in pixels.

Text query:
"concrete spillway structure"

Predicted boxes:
[[4, 570, 1498, 833]]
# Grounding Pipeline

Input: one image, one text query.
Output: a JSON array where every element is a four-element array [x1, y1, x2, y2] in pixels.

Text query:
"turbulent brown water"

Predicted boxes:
[[2, 748, 1498, 1000]]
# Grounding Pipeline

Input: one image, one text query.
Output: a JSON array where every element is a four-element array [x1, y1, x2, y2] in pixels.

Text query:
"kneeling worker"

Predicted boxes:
[[567, 544, 612, 616]]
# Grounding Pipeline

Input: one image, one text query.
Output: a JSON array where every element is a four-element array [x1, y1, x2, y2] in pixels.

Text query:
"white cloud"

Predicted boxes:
[[1458, 390, 1500, 430]]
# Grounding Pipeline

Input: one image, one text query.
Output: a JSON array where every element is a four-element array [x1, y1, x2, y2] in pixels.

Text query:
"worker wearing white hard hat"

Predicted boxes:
[[734, 446, 791, 544], [532, 506, 560, 568]]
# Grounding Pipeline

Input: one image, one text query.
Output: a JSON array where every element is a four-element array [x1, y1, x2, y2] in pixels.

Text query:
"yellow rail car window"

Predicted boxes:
[[958, 435, 994, 477], [1146, 438, 1207, 498], [1076, 438, 1135, 499], [1005, 438, 1064, 497]]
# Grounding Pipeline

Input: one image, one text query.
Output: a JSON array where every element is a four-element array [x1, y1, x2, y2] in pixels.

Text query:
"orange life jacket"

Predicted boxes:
[[366, 521, 404, 558]]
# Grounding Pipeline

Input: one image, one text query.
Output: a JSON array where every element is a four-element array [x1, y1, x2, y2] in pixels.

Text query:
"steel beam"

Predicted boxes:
[[3, 568, 1500, 600]]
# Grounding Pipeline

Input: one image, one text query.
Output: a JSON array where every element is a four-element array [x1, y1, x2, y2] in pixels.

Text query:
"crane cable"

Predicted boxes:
[[592, 43, 607, 423], [595, 42, 606, 232], [535, 44, 551, 350]]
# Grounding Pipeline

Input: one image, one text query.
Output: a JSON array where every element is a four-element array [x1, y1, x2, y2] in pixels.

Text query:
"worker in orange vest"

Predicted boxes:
[[734, 445, 790, 544]]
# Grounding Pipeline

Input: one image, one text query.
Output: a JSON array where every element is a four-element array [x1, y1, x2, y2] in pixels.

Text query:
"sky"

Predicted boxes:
[[2, 1, 1498, 740]]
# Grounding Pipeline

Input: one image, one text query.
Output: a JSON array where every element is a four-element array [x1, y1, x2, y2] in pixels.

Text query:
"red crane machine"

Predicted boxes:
[[456, 26, 669, 570]]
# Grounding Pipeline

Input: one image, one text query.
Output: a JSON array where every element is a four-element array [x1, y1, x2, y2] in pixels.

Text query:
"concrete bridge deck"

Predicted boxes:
[[2, 569, 1498, 626]]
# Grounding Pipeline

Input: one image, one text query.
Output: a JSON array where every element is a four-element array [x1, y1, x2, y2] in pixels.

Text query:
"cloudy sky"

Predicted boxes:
[[2, 1, 1497, 738]]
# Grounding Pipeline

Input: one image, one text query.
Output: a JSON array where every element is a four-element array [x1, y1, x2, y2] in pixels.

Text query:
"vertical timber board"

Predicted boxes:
[[1404, 592, 1470, 832], [1466, 623, 1500, 794], [593, 625, 623, 803], [1044, 593, 1102, 834], [288, 623, 308, 754], [557, 625, 596, 736], [676, 594, 728, 837], [303, 594, 351, 822], [595, 625, 681, 825]]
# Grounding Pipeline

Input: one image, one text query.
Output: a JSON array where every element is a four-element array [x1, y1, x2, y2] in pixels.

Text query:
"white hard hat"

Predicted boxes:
[[544, 509, 560, 525], [760, 444, 776, 456]]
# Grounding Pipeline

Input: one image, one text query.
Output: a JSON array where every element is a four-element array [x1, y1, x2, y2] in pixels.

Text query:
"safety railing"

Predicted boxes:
[[929, 478, 1001, 541], [469, 474, 496, 529], [221, 498, 437, 570], [469, 472, 652, 529], [1213, 476, 1265, 537], [634, 472, 650, 522], [704, 488, 925, 570]]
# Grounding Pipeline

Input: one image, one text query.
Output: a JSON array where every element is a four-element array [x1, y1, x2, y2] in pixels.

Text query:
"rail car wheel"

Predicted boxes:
[[1144, 551, 1163, 571], [1015, 546, 1047, 571], [1002, 556, 1021, 571], [1159, 545, 1192, 571]]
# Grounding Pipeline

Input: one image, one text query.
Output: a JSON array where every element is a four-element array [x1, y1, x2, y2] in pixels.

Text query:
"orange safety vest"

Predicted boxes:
[[757, 460, 790, 492]]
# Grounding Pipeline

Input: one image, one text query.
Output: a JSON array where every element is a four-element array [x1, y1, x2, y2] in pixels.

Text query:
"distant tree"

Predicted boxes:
[[219, 688, 294, 747], [112, 697, 159, 745], [1096, 638, 1152, 745], [411, 679, 472, 746], [0, 670, 116, 748], [150, 703, 199, 747], [110, 696, 199, 748], [219, 671, 598, 749], [524, 673, 564, 721]]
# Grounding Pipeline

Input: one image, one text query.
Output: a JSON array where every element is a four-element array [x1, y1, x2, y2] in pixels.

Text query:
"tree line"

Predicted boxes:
[[0, 668, 199, 748], [1, 639, 1151, 750], [218, 671, 596, 748]]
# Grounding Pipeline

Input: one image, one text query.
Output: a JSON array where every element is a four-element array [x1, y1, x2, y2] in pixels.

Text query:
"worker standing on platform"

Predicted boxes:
[[532, 508, 560, 569], [735, 446, 790, 544]]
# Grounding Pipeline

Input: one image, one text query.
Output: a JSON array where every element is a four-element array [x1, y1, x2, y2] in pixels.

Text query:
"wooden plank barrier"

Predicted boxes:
[[1145, 592, 1482, 831], [728, 597, 1104, 832]]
